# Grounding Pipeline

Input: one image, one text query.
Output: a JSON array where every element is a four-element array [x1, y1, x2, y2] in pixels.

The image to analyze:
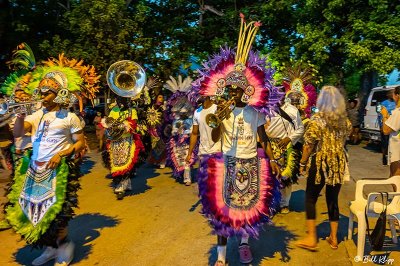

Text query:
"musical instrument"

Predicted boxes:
[[206, 97, 236, 128], [106, 60, 147, 98], [0, 100, 42, 116], [105, 60, 147, 140]]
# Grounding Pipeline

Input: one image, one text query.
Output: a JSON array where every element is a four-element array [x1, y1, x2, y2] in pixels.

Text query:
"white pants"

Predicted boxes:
[[280, 184, 292, 207]]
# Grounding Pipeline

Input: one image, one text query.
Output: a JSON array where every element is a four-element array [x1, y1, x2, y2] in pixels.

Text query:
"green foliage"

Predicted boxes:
[[1, 0, 399, 97]]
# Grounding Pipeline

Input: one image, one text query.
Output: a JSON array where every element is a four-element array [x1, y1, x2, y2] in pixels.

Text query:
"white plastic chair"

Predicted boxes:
[[348, 175, 400, 258]]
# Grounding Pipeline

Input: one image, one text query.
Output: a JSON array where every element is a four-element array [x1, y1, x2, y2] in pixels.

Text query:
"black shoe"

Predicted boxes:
[[116, 192, 125, 200]]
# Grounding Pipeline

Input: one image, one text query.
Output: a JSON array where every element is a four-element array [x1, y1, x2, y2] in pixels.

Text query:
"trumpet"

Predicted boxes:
[[0, 100, 42, 116], [206, 97, 236, 128]]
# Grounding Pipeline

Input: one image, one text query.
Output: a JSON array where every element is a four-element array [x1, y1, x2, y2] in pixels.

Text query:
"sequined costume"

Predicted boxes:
[[164, 76, 197, 181], [191, 15, 281, 238], [4, 53, 99, 247]]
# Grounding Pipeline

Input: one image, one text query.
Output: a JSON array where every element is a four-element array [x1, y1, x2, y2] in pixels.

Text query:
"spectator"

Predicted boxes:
[[347, 99, 361, 144], [382, 86, 400, 177], [93, 111, 105, 151], [379, 89, 396, 165], [296, 86, 352, 251]]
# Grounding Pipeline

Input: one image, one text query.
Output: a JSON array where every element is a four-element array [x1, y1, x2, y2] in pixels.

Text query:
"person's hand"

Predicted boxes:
[[16, 112, 26, 119], [270, 160, 281, 177], [278, 137, 291, 150], [300, 162, 307, 176], [46, 153, 63, 169], [185, 154, 192, 164]]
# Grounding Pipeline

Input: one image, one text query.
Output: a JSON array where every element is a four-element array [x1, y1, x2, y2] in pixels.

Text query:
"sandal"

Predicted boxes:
[[295, 241, 319, 252], [214, 260, 227, 266], [326, 237, 338, 250]]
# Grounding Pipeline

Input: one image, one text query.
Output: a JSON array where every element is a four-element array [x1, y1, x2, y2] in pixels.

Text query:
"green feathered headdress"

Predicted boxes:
[[0, 43, 37, 96], [32, 53, 101, 111], [0, 70, 30, 96]]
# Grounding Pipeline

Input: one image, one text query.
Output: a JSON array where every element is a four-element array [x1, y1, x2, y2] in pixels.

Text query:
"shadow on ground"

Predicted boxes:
[[362, 141, 382, 153], [288, 189, 306, 213], [106, 163, 161, 198], [317, 213, 350, 243], [13, 213, 119, 265], [80, 156, 95, 175], [207, 224, 297, 265]]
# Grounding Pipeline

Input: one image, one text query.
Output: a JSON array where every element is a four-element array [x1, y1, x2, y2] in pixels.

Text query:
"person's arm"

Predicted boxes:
[[211, 125, 222, 143], [289, 110, 305, 144], [13, 115, 32, 138], [383, 108, 400, 135], [185, 125, 199, 163], [257, 125, 280, 176], [46, 130, 85, 169], [278, 109, 305, 148]]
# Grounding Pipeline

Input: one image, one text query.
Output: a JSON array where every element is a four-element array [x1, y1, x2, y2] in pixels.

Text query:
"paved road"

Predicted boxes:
[[0, 141, 398, 265]]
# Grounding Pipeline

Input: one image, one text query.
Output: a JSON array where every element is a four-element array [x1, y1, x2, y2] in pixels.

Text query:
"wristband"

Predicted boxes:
[[270, 159, 278, 164], [299, 162, 307, 167]]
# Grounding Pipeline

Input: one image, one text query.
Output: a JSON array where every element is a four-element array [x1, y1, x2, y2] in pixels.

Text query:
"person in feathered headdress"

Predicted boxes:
[[5, 52, 99, 265], [0, 43, 40, 231], [263, 87, 305, 215], [282, 63, 318, 125], [102, 60, 145, 200], [146, 89, 168, 169], [163, 75, 197, 185], [263, 63, 317, 214], [0, 43, 41, 155], [190, 14, 282, 265]]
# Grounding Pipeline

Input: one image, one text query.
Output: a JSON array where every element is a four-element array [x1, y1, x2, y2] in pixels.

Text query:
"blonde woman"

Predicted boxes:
[[296, 86, 352, 251]]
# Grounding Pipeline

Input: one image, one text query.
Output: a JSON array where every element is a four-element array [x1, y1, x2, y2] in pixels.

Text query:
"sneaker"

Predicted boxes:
[[238, 244, 253, 264], [54, 241, 75, 266], [280, 206, 290, 214], [31, 246, 57, 266], [183, 175, 191, 186]]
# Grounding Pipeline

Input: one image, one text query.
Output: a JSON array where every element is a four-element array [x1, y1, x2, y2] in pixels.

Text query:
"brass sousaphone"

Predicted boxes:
[[105, 60, 147, 139], [107, 60, 147, 98]]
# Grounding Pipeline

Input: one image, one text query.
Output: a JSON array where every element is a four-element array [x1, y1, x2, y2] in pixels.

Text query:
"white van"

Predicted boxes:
[[362, 85, 397, 141]]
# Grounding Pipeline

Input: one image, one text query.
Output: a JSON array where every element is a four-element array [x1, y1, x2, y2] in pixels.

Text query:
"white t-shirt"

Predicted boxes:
[[10, 117, 32, 150], [193, 104, 221, 155], [385, 107, 400, 163], [25, 108, 83, 162], [221, 105, 265, 159], [265, 102, 304, 144]]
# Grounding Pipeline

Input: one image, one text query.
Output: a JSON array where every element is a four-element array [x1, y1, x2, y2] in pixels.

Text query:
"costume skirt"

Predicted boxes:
[[197, 149, 280, 238], [5, 151, 80, 248], [106, 134, 143, 179], [269, 138, 301, 187], [167, 134, 197, 178]]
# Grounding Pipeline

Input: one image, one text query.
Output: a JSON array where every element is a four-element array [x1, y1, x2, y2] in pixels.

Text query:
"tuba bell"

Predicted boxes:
[[106, 60, 147, 98]]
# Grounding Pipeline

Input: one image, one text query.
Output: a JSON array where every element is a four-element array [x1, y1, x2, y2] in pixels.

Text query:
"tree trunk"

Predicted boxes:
[[359, 71, 378, 121]]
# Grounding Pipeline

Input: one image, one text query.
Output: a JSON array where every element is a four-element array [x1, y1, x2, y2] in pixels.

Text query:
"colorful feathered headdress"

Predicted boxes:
[[0, 43, 37, 97], [282, 63, 318, 118], [191, 14, 281, 114], [28, 54, 101, 111], [164, 75, 195, 114], [164, 75, 193, 93]]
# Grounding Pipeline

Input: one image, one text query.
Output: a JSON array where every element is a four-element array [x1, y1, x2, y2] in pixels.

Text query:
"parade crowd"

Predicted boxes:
[[0, 15, 399, 266]]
